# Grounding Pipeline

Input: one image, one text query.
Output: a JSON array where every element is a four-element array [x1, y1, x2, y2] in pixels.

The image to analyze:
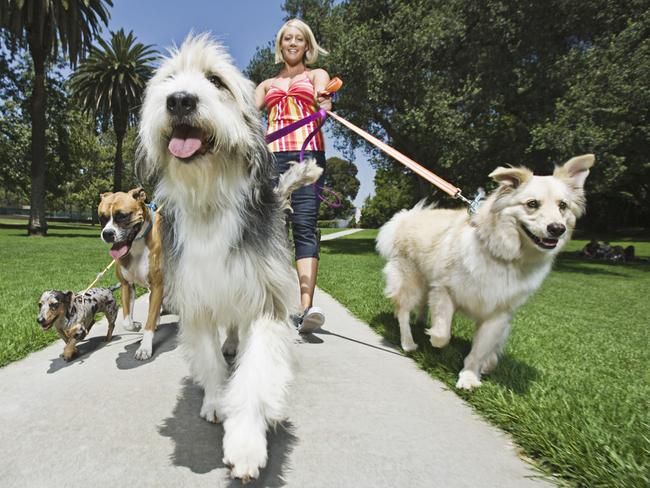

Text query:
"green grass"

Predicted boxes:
[[318, 229, 650, 488], [0, 219, 121, 366], [2, 219, 648, 486], [319, 227, 348, 235]]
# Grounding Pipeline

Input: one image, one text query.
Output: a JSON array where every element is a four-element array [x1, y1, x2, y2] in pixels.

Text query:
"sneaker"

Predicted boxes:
[[298, 306, 325, 334]]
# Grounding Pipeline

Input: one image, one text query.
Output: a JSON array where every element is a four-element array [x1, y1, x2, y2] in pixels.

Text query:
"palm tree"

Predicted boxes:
[[70, 29, 156, 192], [0, 0, 112, 236]]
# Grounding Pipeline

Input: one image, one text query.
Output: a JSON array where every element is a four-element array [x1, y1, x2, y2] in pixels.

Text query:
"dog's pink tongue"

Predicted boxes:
[[168, 126, 203, 159], [109, 243, 129, 260]]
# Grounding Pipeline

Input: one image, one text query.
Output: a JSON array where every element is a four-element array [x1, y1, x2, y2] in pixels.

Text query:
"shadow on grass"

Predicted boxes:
[[158, 377, 296, 487], [115, 322, 179, 370], [555, 254, 649, 276], [47, 334, 117, 373], [321, 237, 376, 255], [370, 311, 539, 395]]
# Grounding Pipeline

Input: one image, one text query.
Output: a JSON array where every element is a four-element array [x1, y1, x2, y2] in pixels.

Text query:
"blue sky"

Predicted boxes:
[[106, 0, 375, 209]]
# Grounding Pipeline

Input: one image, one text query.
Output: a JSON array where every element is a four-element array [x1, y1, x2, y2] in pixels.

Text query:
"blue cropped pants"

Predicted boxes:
[[273, 150, 326, 260]]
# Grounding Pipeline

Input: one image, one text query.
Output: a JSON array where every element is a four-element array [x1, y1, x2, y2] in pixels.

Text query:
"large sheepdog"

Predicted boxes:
[[137, 34, 304, 481], [377, 155, 594, 390]]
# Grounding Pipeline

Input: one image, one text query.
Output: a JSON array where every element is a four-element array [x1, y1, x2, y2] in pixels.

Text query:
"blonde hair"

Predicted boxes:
[[274, 18, 328, 65]]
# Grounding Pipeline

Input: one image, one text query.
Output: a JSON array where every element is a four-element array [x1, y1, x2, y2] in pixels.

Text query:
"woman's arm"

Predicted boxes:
[[254, 79, 270, 111], [311, 68, 332, 111]]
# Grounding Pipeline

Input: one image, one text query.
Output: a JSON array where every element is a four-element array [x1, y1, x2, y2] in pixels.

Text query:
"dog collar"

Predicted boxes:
[[135, 202, 157, 241]]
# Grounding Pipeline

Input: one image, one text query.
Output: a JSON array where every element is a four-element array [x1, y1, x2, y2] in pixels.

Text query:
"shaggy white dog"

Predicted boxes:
[[377, 155, 594, 390], [137, 34, 318, 481]]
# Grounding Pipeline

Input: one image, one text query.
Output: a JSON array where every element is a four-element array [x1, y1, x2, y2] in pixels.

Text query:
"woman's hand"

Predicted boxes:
[[317, 91, 333, 111]]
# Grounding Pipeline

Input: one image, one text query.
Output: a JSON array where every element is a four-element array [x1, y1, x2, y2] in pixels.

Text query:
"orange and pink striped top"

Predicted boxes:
[[264, 74, 325, 152]]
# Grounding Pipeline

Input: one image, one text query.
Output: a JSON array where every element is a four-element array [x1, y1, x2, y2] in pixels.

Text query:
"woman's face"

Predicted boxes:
[[280, 26, 308, 66]]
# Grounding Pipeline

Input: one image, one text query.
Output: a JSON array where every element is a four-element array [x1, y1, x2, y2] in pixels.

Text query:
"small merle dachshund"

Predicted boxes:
[[37, 287, 118, 361]]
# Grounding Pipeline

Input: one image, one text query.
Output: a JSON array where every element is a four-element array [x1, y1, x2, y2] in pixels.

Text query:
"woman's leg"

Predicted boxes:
[[296, 256, 318, 310]]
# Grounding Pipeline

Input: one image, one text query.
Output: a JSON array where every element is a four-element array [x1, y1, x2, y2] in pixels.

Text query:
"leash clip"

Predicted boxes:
[[467, 188, 485, 215]]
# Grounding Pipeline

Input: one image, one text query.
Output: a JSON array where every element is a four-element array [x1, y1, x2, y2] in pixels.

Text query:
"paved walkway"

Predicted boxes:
[[0, 233, 552, 488]]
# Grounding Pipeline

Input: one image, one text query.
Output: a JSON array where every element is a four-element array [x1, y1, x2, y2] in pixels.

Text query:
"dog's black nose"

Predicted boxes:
[[102, 229, 115, 243], [37, 317, 45, 325], [547, 223, 566, 237], [167, 91, 198, 118]]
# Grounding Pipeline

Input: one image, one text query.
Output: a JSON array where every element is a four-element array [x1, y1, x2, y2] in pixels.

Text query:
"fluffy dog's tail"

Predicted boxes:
[[275, 159, 323, 211], [376, 199, 429, 259]]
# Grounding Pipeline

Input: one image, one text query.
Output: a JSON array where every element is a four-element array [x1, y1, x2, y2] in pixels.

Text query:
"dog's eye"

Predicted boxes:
[[99, 215, 109, 226], [49, 303, 58, 310], [207, 74, 224, 88], [559, 201, 568, 210], [526, 200, 539, 209], [114, 212, 130, 222]]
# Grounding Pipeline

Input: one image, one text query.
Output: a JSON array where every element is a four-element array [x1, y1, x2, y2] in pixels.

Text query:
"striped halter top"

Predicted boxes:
[[264, 74, 325, 152]]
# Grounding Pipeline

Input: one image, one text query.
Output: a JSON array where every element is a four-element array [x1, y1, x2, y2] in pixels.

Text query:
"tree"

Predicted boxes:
[[70, 28, 156, 192], [266, 0, 649, 229], [0, 0, 111, 235], [318, 156, 359, 220]]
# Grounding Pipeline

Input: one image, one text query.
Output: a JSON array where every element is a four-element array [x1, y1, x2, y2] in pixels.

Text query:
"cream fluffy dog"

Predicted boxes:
[[137, 34, 320, 480], [377, 155, 594, 390]]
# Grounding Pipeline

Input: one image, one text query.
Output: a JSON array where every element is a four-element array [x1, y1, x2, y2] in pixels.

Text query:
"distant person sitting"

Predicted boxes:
[[580, 238, 600, 258]]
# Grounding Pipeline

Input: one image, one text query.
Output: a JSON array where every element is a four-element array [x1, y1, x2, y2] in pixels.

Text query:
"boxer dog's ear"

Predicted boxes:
[[130, 187, 147, 202]]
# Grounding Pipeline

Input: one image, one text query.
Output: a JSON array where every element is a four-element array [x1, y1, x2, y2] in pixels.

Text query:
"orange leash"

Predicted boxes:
[[322, 78, 473, 206]]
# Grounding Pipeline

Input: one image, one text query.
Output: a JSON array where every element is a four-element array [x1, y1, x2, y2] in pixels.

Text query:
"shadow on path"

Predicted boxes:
[[158, 378, 297, 487], [47, 334, 123, 373], [115, 322, 179, 370]]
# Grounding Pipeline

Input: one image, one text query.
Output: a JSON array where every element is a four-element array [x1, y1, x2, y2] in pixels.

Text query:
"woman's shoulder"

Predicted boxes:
[[307, 68, 329, 78], [257, 77, 275, 90]]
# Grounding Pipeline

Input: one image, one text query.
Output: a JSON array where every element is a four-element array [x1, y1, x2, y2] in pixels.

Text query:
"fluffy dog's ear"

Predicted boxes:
[[63, 292, 73, 304], [100, 192, 113, 201], [489, 166, 533, 189], [130, 187, 147, 202], [554, 154, 595, 190]]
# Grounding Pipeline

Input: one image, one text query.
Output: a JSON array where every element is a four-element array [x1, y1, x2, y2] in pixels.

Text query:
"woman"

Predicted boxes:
[[255, 18, 332, 334]]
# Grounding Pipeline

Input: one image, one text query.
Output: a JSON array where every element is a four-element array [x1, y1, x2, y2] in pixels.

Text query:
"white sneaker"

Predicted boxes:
[[299, 306, 325, 334]]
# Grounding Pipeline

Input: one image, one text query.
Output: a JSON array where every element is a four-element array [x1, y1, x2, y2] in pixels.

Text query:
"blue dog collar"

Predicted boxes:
[[135, 202, 157, 241]]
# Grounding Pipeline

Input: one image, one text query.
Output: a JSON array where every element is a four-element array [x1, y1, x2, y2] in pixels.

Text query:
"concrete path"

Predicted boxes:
[[0, 242, 552, 488], [320, 228, 363, 240]]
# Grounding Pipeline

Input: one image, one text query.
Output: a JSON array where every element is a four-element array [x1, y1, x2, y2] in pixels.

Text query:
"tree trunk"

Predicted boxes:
[[27, 47, 48, 236], [113, 111, 128, 192], [113, 131, 124, 192]]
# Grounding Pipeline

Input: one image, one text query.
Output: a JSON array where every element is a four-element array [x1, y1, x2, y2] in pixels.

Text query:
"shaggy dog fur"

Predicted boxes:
[[137, 34, 319, 480], [377, 155, 594, 390]]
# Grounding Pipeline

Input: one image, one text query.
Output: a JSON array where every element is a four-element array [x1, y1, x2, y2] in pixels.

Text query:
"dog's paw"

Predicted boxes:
[[401, 339, 418, 352], [200, 396, 222, 423], [123, 321, 142, 332], [222, 428, 267, 482], [426, 328, 451, 348], [456, 370, 482, 390], [134, 344, 152, 361], [134, 330, 153, 361]]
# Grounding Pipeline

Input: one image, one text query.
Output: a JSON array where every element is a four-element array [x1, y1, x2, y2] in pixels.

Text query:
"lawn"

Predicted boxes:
[[0, 219, 119, 366], [317, 230, 650, 488]]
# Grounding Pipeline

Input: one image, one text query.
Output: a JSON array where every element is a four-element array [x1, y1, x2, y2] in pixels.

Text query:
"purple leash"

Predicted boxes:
[[265, 108, 341, 208]]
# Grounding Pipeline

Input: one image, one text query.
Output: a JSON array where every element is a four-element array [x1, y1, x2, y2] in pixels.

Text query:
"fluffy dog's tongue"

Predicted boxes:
[[110, 243, 130, 260], [168, 126, 203, 159]]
